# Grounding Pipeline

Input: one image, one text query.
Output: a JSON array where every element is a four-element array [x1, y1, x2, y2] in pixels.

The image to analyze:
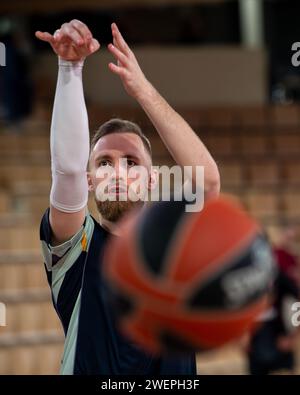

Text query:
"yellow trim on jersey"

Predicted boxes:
[[81, 231, 88, 252]]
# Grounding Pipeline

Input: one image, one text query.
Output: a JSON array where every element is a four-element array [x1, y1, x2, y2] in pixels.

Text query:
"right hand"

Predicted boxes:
[[35, 19, 100, 61]]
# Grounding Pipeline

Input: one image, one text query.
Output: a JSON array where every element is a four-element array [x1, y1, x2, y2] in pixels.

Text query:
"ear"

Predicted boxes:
[[147, 167, 158, 191], [87, 171, 94, 192]]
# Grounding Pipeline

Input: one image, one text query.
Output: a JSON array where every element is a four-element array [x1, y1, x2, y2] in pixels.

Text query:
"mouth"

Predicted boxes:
[[108, 185, 127, 194], [110, 190, 126, 195]]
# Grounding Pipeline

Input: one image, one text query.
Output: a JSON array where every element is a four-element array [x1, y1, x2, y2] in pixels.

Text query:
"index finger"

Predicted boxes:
[[35, 31, 55, 44], [111, 23, 131, 55], [70, 19, 93, 43]]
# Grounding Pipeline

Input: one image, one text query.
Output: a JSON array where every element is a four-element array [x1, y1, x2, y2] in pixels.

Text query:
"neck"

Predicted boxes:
[[98, 214, 121, 236]]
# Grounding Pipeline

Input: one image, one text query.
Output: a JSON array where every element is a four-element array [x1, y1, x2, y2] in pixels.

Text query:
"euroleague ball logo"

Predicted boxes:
[[292, 42, 300, 67], [221, 237, 275, 309], [291, 302, 300, 327]]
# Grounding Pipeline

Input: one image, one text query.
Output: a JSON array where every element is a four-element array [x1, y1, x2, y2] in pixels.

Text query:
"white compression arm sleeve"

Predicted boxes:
[[50, 58, 90, 213]]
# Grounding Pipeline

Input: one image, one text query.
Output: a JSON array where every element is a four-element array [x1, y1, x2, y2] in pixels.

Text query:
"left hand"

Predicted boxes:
[[108, 23, 151, 100]]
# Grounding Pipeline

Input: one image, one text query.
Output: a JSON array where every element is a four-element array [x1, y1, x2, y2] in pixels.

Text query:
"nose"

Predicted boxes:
[[111, 158, 128, 183]]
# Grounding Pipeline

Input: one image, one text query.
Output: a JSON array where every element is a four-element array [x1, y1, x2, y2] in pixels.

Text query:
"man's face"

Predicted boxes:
[[88, 132, 153, 222]]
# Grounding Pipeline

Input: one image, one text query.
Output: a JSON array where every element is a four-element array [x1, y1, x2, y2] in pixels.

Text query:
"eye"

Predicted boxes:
[[127, 159, 137, 167], [99, 160, 111, 167]]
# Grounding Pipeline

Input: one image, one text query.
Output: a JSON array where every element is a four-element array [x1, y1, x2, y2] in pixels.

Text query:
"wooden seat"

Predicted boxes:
[[0, 303, 19, 335], [273, 133, 300, 156], [283, 161, 300, 185], [282, 192, 300, 218], [0, 225, 41, 250], [247, 161, 280, 187], [219, 161, 244, 189], [178, 108, 204, 129], [205, 107, 234, 128], [0, 342, 63, 374], [0, 301, 61, 334], [206, 134, 234, 157], [0, 150, 50, 166], [245, 191, 279, 221], [239, 134, 268, 156], [23, 263, 48, 290], [34, 344, 63, 374], [0, 262, 47, 291], [0, 165, 51, 188], [0, 348, 12, 375], [39, 301, 62, 332], [9, 345, 39, 375], [0, 135, 50, 153], [0, 300, 63, 374], [16, 302, 44, 333], [239, 106, 269, 128], [0, 263, 23, 291], [270, 105, 300, 127], [11, 180, 50, 196], [12, 194, 50, 218], [0, 191, 10, 213]]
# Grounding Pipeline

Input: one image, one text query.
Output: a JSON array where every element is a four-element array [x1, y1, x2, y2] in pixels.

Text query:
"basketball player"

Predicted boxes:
[[36, 19, 220, 375]]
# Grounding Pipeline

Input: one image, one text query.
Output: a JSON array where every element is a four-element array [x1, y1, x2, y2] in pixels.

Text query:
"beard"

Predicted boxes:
[[94, 196, 144, 223]]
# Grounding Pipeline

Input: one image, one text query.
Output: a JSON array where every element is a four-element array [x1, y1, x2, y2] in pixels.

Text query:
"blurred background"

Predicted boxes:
[[1, 0, 300, 375]]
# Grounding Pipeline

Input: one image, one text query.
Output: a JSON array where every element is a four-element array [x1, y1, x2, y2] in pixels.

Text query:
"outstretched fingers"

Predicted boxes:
[[111, 23, 131, 56], [107, 43, 129, 67], [108, 62, 127, 77]]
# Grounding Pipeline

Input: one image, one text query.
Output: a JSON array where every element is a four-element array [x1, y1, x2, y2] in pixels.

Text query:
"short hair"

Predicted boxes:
[[90, 118, 152, 158]]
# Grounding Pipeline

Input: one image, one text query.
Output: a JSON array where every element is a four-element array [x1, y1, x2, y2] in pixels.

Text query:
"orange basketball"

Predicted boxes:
[[103, 196, 276, 355]]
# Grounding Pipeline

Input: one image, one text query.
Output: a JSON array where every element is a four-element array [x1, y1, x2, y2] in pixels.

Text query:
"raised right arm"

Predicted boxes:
[[35, 20, 100, 245]]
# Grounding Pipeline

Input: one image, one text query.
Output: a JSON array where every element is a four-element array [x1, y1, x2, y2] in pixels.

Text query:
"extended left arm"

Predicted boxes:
[[108, 23, 220, 201]]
